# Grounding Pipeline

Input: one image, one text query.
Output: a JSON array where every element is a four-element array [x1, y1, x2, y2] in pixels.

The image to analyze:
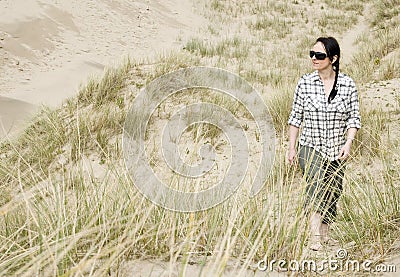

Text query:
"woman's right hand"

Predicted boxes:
[[287, 148, 297, 165]]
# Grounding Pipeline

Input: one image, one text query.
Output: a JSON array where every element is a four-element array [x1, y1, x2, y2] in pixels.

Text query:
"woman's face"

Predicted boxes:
[[310, 42, 331, 71]]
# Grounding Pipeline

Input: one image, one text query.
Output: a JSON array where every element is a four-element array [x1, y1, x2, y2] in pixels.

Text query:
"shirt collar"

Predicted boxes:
[[310, 70, 344, 85], [310, 70, 320, 82]]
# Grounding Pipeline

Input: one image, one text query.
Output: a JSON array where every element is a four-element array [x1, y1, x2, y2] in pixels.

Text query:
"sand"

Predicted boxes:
[[340, 4, 370, 65], [0, 0, 206, 137], [1, 1, 399, 275]]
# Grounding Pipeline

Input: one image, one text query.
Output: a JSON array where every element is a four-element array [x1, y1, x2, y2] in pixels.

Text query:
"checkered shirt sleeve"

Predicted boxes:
[[288, 81, 304, 128], [346, 81, 362, 130]]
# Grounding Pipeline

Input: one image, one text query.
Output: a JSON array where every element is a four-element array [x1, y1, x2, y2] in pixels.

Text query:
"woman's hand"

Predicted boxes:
[[288, 148, 297, 165], [338, 140, 352, 160]]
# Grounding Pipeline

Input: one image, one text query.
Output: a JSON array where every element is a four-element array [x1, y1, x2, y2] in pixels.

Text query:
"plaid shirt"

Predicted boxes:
[[288, 70, 361, 161]]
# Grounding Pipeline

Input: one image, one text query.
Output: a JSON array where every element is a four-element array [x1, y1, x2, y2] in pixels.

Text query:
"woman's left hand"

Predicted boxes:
[[338, 141, 352, 160]]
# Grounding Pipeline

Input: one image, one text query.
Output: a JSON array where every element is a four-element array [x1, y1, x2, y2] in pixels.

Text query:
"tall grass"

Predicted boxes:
[[338, 149, 400, 257], [0, 0, 399, 275]]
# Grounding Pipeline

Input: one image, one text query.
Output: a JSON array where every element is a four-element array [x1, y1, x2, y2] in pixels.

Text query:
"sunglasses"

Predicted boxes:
[[309, 51, 327, 60]]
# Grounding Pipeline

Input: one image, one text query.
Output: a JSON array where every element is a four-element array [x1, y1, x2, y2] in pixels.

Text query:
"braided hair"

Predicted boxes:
[[316, 37, 340, 103]]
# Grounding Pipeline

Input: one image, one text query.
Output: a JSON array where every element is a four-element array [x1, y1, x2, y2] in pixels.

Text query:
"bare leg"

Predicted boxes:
[[309, 212, 323, 251], [320, 223, 328, 241], [320, 223, 339, 245]]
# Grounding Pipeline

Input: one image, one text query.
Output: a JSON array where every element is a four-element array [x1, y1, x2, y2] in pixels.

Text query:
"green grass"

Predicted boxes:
[[77, 58, 133, 107], [371, 0, 400, 29], [247, 16, 293, 39], [323, 0, 364, 14], [184, 37, 249, 60]]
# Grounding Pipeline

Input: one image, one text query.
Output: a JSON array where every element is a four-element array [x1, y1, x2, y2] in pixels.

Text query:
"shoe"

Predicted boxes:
[[322, 237, 339, 246]]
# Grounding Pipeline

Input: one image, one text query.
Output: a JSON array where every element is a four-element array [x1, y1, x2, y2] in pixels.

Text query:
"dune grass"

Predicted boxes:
[[0, 0, 399, 275]]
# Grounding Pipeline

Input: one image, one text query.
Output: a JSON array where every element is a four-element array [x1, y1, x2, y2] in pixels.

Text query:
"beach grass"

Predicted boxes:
[[0, 0, 399, 275]]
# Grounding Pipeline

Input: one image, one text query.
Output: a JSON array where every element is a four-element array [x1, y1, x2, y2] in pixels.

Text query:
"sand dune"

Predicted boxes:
[[0, 96, 36, 138], [0, 0, 205, 137]]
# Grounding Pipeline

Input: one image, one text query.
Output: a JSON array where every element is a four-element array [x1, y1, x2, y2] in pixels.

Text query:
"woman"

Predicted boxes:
[[287, 37, 361, 250]]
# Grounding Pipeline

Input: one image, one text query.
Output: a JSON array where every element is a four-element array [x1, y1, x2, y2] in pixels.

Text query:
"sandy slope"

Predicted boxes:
[[340, 4, 370, 65], [0, 0, 205, 137]]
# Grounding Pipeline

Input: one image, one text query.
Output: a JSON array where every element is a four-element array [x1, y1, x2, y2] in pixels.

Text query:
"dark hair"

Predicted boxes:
[[315, 37, 340, 103]]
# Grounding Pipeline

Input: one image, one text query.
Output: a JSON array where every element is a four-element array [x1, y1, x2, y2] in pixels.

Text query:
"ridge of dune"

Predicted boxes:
[[340, 4, 370, 65], [0, 0, 205, 137]]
